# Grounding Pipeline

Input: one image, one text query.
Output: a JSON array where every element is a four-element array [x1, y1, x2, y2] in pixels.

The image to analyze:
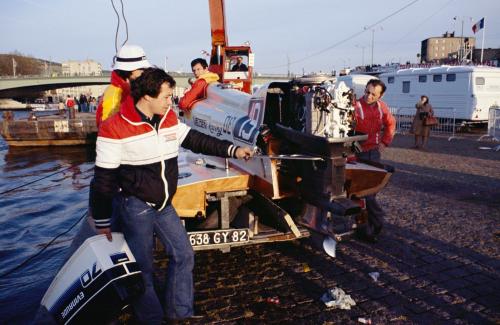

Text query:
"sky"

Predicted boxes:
[[1, 0, 499, 75]]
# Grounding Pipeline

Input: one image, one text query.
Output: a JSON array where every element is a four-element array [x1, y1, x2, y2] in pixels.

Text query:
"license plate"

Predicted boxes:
[[188, 229, 249, 247]]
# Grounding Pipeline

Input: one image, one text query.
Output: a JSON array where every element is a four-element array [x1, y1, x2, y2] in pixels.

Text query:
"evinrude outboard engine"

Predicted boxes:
[[41, 233, 143, 324]]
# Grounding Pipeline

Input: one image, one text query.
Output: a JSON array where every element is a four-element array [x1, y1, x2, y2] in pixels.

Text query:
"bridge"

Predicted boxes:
[[0, 73, 291, 98]]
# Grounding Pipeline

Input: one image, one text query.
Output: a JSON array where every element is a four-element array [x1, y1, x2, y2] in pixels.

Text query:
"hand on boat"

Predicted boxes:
[[236, 146, 253, 161], [98, 227, 112, 241]]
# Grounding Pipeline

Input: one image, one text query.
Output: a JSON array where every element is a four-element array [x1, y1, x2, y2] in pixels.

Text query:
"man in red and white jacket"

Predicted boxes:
[[354, 79, 396, 243], [92, 68, 252, 323]]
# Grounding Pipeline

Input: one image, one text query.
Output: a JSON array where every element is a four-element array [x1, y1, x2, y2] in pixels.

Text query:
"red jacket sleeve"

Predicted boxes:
[[178, 78, 208, 111], [381, 103, 396, 146]]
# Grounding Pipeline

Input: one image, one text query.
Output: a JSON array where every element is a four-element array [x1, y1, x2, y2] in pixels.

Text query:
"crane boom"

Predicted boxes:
[[208, 0, 227, 49], [207, 0, 253, 93]]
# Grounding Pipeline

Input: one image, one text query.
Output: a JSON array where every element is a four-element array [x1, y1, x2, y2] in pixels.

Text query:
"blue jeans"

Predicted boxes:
[[118, 195, 194, 323]]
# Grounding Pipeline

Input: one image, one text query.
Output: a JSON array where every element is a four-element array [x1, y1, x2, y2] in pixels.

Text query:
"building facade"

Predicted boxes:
[[421, 32, 476, 64], [62, 60, 102, 76]]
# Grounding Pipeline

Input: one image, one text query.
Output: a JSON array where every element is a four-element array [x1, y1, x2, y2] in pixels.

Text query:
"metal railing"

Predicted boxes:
[[478, 105, 500, 151], [389, 106, 460, 141]]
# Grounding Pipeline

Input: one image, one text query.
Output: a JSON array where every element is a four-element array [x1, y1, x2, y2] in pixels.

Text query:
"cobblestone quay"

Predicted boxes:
[[128, 134, 499, 324]]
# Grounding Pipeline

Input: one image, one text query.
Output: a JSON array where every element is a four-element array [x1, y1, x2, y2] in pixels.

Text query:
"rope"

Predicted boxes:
[[0, 209, 88, 278]]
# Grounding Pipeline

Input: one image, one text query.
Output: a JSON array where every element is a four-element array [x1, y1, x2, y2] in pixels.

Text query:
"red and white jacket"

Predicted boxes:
[[354, 97, 396, 152], [91, 96, 239, 229]]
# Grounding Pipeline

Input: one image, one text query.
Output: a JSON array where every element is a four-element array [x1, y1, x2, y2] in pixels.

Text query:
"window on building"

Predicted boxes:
[[446, 74, 456, 81], [433, 74, 442, 82], [402, 81, 410, 93], [418, 75, 427, 83], [475, 77, 485, 85], [388, 76, 395, 84]]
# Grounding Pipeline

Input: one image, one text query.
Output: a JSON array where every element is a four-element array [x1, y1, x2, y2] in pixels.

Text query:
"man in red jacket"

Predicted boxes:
[[178, 58, 219, 111], [354, 79, 396, 243]]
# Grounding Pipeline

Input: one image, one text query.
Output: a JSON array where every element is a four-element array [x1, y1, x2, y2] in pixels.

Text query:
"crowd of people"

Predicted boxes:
[[59, 94, 98, 115]]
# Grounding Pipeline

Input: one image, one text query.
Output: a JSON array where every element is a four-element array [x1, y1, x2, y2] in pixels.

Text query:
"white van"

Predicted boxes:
[[379, 65, 500, 122], [337, 74, 376, 99]]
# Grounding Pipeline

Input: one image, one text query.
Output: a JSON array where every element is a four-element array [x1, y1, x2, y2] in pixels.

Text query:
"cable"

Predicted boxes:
[[390, 0, 456, 47], [0, 209, 88, 278], [110, 0, 130, 67], [119, 0, 129, 47], [0, 164, 94, 196], [261, 0, 420, 70], [110, 0, 121, 55]]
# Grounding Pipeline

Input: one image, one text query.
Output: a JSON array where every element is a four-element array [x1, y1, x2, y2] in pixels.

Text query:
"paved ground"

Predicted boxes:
[[126, 134, 500, 324]]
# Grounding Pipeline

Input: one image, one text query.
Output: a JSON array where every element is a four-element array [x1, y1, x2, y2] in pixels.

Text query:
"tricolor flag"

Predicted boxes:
[[472, 18, 484, 33]]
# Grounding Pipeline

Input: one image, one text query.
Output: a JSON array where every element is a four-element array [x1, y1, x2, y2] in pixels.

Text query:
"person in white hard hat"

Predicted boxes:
[[95, 44, 152, 128]]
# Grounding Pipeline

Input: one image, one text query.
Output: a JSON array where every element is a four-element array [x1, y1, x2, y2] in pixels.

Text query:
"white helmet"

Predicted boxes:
[[113, 44, 152, 71]]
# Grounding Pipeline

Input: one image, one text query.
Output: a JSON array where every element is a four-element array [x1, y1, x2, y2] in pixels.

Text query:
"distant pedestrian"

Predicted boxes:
[[58, 100, 65, 115], [411, 95, 434, 150], [64, 95, 75, 109], [79, 94, 88, 112], [74, 96, 80, 113], [88, 97, 97, 112]]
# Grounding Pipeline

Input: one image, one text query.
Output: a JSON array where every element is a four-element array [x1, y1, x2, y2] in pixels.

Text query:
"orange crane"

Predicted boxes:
[[207, 0, 254, 94]]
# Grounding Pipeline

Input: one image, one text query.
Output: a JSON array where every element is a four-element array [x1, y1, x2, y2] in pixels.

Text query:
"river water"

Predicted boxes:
[[0, 111, 96, 324]]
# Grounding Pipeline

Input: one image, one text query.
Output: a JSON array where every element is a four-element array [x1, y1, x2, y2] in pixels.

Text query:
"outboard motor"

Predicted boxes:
[[40, 233, 143, 324]]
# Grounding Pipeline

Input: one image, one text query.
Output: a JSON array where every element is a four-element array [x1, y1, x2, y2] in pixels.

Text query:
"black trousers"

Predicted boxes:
[[356, 149, 385, 235]]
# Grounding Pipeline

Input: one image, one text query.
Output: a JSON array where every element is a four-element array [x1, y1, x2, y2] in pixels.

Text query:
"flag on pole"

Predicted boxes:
[[472, 18, 484, 33]]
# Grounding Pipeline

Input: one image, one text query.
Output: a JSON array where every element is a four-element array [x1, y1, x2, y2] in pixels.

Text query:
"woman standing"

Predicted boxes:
[[411, 95, 434, 149]]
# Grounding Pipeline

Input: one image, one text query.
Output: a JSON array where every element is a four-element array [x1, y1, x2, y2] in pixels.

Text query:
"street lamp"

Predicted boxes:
[[453, 16, 472, 63], [355, 44, 367, 66], [164, 56, 168, 72], [364, 26, 383, 67]]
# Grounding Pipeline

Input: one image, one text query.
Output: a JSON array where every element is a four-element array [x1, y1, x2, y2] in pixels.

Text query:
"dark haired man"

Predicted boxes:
[[354, 79, 396, 243], [92, 67, 252, 323], [178, 58, 220, 111], [95, 44, 152, 127], [231, 56, 248, 71]]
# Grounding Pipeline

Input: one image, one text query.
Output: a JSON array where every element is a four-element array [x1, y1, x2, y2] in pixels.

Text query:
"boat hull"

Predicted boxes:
[[0, 113, 97, 146]]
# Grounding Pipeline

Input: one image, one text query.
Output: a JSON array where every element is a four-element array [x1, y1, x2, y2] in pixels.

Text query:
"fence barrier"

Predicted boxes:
[[389, 106, 459, 141], [478, 105, 500, 151]]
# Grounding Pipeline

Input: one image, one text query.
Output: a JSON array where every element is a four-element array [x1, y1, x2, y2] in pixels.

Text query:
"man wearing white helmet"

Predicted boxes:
[[95, 44, 152, 128]]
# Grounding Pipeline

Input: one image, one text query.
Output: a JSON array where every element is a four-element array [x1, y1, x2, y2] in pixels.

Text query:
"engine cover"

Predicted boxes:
[[40, 233, 143, 324]]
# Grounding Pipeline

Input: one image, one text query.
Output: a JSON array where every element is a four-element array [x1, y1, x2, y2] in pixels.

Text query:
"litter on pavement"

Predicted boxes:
[[320, 287, 356, 310]]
